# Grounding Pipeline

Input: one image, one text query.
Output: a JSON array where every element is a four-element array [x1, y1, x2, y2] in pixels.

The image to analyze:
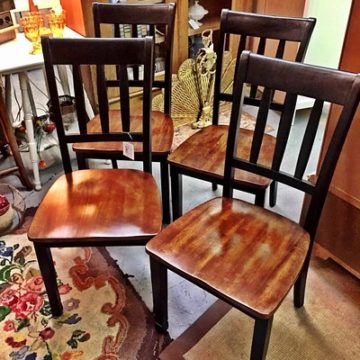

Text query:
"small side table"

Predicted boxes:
[[0, 28, 89, 190]]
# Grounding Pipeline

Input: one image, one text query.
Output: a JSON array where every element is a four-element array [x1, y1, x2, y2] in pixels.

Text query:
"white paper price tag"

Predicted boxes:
[[123, 142, 135, 160]]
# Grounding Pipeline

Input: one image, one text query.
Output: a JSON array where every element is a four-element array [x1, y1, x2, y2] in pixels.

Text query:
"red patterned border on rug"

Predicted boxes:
[[0, 208, 170, 360]]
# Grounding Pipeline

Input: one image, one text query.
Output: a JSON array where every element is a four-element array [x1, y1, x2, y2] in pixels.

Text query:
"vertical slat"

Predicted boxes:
[[250, 37, 267, 98], [271, 93, 298, 171], [294, 99, 324, 179], [119, 65, 130, 133], [212, 28, 227, 126], [114, 23, 120, 38], [96, 64, 110, 133], [72, 65, 87, 135], [142, 39, 154, 173], [234, 34, 248, 93], [132, 24, 140, 81], [149, 24, 155, 37], [275, 39, 286, 59], [249, 87, 273, 163]]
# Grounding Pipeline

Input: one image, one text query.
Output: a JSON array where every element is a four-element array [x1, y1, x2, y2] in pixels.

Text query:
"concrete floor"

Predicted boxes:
[[1, 68, 327, 338]]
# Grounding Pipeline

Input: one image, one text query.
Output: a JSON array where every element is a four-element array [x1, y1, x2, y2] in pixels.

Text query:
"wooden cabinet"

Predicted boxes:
[[311, 0, 360, 278]]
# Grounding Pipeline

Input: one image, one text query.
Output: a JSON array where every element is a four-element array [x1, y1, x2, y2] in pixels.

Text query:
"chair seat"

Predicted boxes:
[[72, 110, 174, 156], [146, 197, 310, 318], [28, 169, 162, 244], [168, 125, 275, 189]]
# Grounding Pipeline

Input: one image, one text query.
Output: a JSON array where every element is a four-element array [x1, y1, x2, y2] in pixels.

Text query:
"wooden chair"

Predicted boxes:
[[72, 2, 176, 224], [28, 36, 162, 317], [146, 52, 360, 359], [169, 10, 316, 220]]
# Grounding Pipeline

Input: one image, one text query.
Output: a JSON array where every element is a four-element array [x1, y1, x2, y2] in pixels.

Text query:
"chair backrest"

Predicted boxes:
[[213, 10, 316, 124], [42, 36, 154, 174], [223, 51, 360, 240], [92, 2, 176, 115]]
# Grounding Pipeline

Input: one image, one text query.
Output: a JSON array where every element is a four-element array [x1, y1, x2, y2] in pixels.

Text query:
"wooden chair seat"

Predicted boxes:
[[146, 197, 309, 318], [73, 110, 173, 156], [28, 169, 162, 244], [168, 126, 275, 189]]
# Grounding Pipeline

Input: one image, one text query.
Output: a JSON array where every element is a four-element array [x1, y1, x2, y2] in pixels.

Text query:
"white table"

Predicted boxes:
[[0, 27, 84, 190]]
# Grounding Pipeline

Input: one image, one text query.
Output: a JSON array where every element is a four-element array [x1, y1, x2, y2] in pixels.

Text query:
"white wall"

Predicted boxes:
[[304, 0, 353, 68]]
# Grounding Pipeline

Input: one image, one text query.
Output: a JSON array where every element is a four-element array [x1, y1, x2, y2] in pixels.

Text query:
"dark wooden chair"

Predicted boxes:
[[72, 2, 176, 224], [169, 10, 316, 220], [146, 52, 360, 359], [28, 36, 162, 317]]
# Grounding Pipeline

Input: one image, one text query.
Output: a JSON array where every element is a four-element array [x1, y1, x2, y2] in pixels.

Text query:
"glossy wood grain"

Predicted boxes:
[[169, 126, 275, 189], [73, 110, 173, 156], [28, 169, 162, 243], [146, 197, 309, 318]]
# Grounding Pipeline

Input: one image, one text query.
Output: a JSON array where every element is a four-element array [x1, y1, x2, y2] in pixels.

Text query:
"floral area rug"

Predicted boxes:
[[0, 209, 170, 360]]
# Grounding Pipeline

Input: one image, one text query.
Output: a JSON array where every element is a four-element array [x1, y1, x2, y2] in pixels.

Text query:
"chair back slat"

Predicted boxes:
[[42, 36, 154, 174], [249, 87, 273, 163], [294, 99, 324, 179], [72, 65, 88, 135], [271, 93, 298, 172], [213, 10, 316, 125], [118, 65, 131, 132], [92, 2, 175, 115], [223, 52, 360, 240], [96, 64, 110, 133]]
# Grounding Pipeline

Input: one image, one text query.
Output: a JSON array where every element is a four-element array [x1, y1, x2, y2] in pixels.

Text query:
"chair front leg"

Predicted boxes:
[[160, 159, 171, 224], [150, 257, 168, 332], [34, 243, 63, 317], [170, 165, 183, 220], [269, 181, 278, 207], [255, 189, 266, 208], [250, 316, 273, 360]]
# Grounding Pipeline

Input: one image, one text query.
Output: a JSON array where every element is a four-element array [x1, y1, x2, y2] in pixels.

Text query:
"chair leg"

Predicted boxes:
[[76, 153, 88, 170], [212, 182, 218, 191], [34, 243, 63, 317], [150, 257, 168, 332], [250, 316, 273, 360], [269, 181, 278, 207], [255, 189, 266, 207], [170, 166, 183, 220], [293, 255, 311, 308], [111, 159, 118, 169], [160, 159, 171, 224]]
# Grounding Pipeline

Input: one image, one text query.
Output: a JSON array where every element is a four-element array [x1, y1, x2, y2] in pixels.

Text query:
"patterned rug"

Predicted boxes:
[[160, 257, 360, 360], [0, 209, 170, 360]]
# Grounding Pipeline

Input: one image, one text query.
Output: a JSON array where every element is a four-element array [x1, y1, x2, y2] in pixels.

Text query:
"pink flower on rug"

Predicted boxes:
[[12, 292, 44, 319], [58, 283, 72, 295], [3, 320, 15, 331], [39, 327, 55, 340], [0, 288, 19, 307], [23, 276, 45, 293]]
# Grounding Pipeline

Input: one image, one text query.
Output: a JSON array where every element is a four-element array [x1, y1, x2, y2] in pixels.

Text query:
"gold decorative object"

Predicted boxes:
[[153, 30, 236, 128], [46, 9, 66, 38], [20, 14, 42, 54]]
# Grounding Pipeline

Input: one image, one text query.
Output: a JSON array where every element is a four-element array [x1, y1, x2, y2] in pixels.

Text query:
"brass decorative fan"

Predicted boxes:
[[152, 30, 235, 128]]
